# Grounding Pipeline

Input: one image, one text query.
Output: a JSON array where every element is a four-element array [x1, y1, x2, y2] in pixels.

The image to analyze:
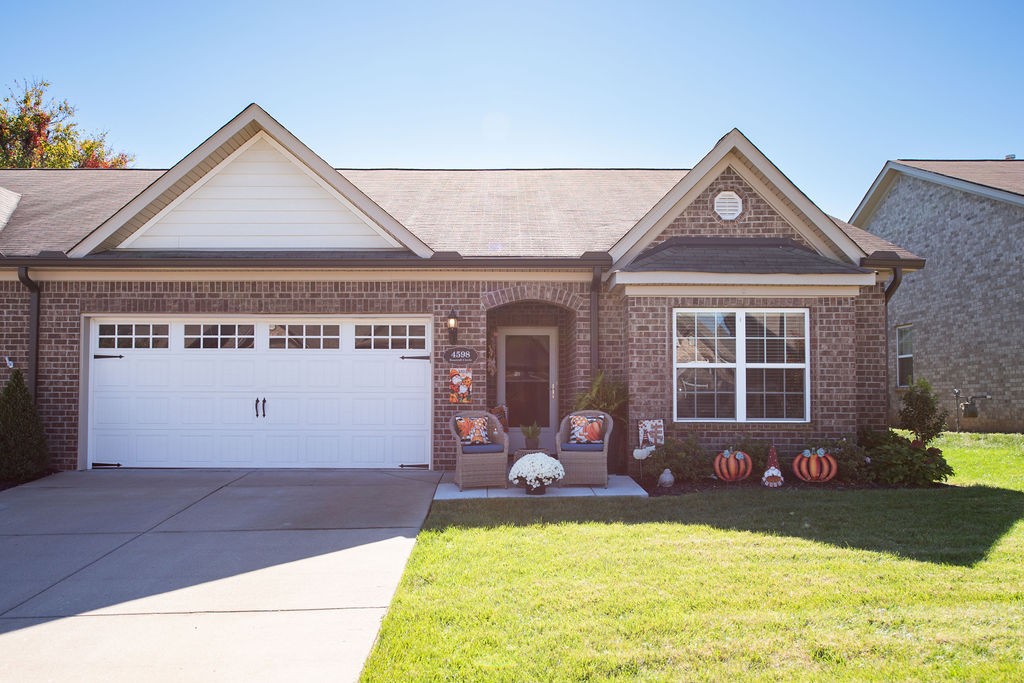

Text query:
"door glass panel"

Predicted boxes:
[[505, 334, 550, 428]]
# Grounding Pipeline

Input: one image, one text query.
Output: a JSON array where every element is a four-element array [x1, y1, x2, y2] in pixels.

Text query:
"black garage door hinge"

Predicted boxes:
[[399, 355, 431, 360], [93, 354, 125, 359]]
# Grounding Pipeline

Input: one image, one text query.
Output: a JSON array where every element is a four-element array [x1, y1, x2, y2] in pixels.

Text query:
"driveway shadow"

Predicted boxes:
[[427, 485, 1024, 567]]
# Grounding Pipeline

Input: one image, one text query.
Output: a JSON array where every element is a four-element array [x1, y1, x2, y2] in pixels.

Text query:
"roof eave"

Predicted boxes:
[[0, 252, 612, 270]]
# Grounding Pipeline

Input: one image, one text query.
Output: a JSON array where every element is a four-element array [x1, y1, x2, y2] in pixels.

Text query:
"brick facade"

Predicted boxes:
[[652, 167, 815, 248], [1, 169, 895, 471], [863, 174, 1024, 431], [623, 294, 873, 456]]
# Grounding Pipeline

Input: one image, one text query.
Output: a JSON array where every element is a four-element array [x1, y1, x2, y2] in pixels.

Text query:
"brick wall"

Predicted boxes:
[[0, 278, 596, 471], [864, 174, 1024, 431], [652, 167, 815, 248], [0, 282, 30, 388], [624, 295, 865, 456]]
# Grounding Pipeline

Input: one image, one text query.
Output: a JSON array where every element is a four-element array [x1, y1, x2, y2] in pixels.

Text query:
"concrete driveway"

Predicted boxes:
[[0, 468, 442, 681]]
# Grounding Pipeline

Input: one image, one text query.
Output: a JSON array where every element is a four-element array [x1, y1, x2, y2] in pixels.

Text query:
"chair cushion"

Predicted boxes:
[[568, 415, 605, 444], [455, 416, 491, 445], [560, 442, 604, 452], [462, 444, 505, 454]]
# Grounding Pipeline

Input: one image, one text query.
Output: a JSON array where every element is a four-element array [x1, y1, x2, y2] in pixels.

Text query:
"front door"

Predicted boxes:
[[497, 327, 558, 451]]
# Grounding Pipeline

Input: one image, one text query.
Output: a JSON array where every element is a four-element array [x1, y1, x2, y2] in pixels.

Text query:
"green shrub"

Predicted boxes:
[[644, 435, 710, 484], [810, 436, 873, 484], [0, 370, 49, 483], [861, 429, 953, 487], [898, 379, 948, 446], [731, 437, 771, 475]]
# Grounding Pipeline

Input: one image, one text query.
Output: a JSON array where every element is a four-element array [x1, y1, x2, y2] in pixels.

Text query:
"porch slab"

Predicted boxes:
[[433, 474, 648, 500]]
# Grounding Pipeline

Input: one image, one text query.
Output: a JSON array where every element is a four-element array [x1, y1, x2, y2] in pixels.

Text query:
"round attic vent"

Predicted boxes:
[[714, 191, 743, 220]]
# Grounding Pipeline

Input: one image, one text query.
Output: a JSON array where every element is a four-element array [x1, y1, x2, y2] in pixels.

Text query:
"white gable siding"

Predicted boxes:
[[121, 136, 400, 251]]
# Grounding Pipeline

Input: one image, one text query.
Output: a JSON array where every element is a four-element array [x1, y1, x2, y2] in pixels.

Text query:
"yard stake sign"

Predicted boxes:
[[761, 445, 784, 488], [449, 368, 472, 403]]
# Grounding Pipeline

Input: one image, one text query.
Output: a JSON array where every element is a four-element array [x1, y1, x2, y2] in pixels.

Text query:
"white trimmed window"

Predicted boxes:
[[896, 324, 913, 388], [673, 309, 810, 422]]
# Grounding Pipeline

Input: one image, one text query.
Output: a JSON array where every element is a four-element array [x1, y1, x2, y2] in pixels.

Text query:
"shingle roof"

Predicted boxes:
[[828, 215, 922, 261], [0, 169, 163, 256], [0, 168, 686, 258], [623, 237, 871, 274], [896, 159, 1024, 197], [340, 169, 688, 257]]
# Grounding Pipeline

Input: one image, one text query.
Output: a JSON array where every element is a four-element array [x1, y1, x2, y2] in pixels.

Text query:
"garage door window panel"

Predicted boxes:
[[98, 323, 170, 349], [269, 324, 341, 350], [185, 324, 255, 349], [355, 324, 427, 350]]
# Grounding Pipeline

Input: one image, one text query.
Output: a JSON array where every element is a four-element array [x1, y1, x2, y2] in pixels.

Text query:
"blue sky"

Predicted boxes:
[[3, 1, 1021, 219]]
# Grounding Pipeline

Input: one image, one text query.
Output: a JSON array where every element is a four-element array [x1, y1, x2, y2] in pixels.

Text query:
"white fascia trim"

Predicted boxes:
[[610, 270, 876, 287], [118, 132, 403, 250], [609, 129, 866, 268], [69, 104, 434, 258], [1, 268, 593, 283], [852, 162, 1024, 226], [622, 284, 864, 297]]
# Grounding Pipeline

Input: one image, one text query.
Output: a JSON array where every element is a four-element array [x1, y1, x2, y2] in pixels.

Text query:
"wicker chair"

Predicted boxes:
[[451, 411, 509, 491], [556, 410, 613, 487]]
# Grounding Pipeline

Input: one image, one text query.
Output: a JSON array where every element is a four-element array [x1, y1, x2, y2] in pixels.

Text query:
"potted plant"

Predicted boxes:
[[508, 452, 565, 495], [520, 421, 541, 450]]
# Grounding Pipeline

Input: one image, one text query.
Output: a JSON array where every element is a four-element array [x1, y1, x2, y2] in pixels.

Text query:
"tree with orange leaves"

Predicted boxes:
[[0, 79, 132, 168]]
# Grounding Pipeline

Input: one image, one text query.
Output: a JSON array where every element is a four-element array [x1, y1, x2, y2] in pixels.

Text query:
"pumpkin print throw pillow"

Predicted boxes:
[[569, 415, 605, 444], [455, 416, 491, 445]]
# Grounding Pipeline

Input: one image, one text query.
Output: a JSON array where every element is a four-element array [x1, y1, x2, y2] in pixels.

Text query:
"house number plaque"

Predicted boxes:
[[443, 347, 478, 363]]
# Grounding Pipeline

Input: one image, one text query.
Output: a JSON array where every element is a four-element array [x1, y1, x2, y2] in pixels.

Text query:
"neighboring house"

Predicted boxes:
[[852, 158, 1024, 431], [0, 104, 919, 472]]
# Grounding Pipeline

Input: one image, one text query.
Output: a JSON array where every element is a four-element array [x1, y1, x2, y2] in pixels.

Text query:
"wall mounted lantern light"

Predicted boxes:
[[447, 309, 459, 345]]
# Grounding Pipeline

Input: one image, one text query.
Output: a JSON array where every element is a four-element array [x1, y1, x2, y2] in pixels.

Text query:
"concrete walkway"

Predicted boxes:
[[434, 473, 648, 499], [0, 468, 441, 682]]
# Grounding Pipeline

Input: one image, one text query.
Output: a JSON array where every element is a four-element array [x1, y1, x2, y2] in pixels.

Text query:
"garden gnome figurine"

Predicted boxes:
[[761, 445, 784, 488], [657, 468, 675, 488]]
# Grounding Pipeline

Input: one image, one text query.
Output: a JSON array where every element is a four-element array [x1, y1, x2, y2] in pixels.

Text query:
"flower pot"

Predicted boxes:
[[525, 482, 546, 495], [524, 437, 540, 450]]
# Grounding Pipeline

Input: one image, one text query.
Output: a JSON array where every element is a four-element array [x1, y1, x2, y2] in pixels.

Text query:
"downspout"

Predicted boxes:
[[590, 266, 601, 377], [16, 266, 40, 401], [883, 266, 903, 303]]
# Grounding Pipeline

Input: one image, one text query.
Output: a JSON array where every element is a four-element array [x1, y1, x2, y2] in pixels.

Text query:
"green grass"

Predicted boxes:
[[361, 434, 1024, 681]]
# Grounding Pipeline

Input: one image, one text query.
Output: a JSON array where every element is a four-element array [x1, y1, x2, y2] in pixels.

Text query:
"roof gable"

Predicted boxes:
[[851, 160, 1024, 227], [118, 133, 402, 251], [609, 129, 867, 270], [68, 104, 432, 257]]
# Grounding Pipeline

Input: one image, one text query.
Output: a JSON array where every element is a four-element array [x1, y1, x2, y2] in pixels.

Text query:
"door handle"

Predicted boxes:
[[255, 397, 260, 418], [262, 398, 266, 418]]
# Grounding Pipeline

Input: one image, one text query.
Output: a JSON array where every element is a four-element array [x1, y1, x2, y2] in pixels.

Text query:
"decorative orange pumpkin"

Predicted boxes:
[[583, 418, 604, 443], [714, 449, 752, 482], [792, 448, 837, 482]]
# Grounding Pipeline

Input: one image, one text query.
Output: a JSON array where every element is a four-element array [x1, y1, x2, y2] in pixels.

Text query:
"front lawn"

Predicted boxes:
[[361, 434, 1024, 681]]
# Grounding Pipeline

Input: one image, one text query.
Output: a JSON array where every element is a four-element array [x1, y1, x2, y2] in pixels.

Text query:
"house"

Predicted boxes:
[[851, 158, 1024, 431], [0, 104, 919, 472]]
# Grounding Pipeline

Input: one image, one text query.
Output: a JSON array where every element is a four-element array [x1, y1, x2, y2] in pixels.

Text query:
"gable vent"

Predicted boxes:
[[714, 191, 743, 220]]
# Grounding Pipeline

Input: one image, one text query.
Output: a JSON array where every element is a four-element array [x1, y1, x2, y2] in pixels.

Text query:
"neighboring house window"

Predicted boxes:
[[896, 325, 913, 388], [674, 309, 809, 422]]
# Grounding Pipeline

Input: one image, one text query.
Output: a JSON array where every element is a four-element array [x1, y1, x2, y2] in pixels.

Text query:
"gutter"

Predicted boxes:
[[16, 267, 40, 400], [0, 251, 613, 270], [860, 250, 923, 304], [590, 266, 601, 377]]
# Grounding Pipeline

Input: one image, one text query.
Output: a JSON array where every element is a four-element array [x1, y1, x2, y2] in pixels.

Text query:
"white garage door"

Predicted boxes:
[[87, 318, 432, 468]]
